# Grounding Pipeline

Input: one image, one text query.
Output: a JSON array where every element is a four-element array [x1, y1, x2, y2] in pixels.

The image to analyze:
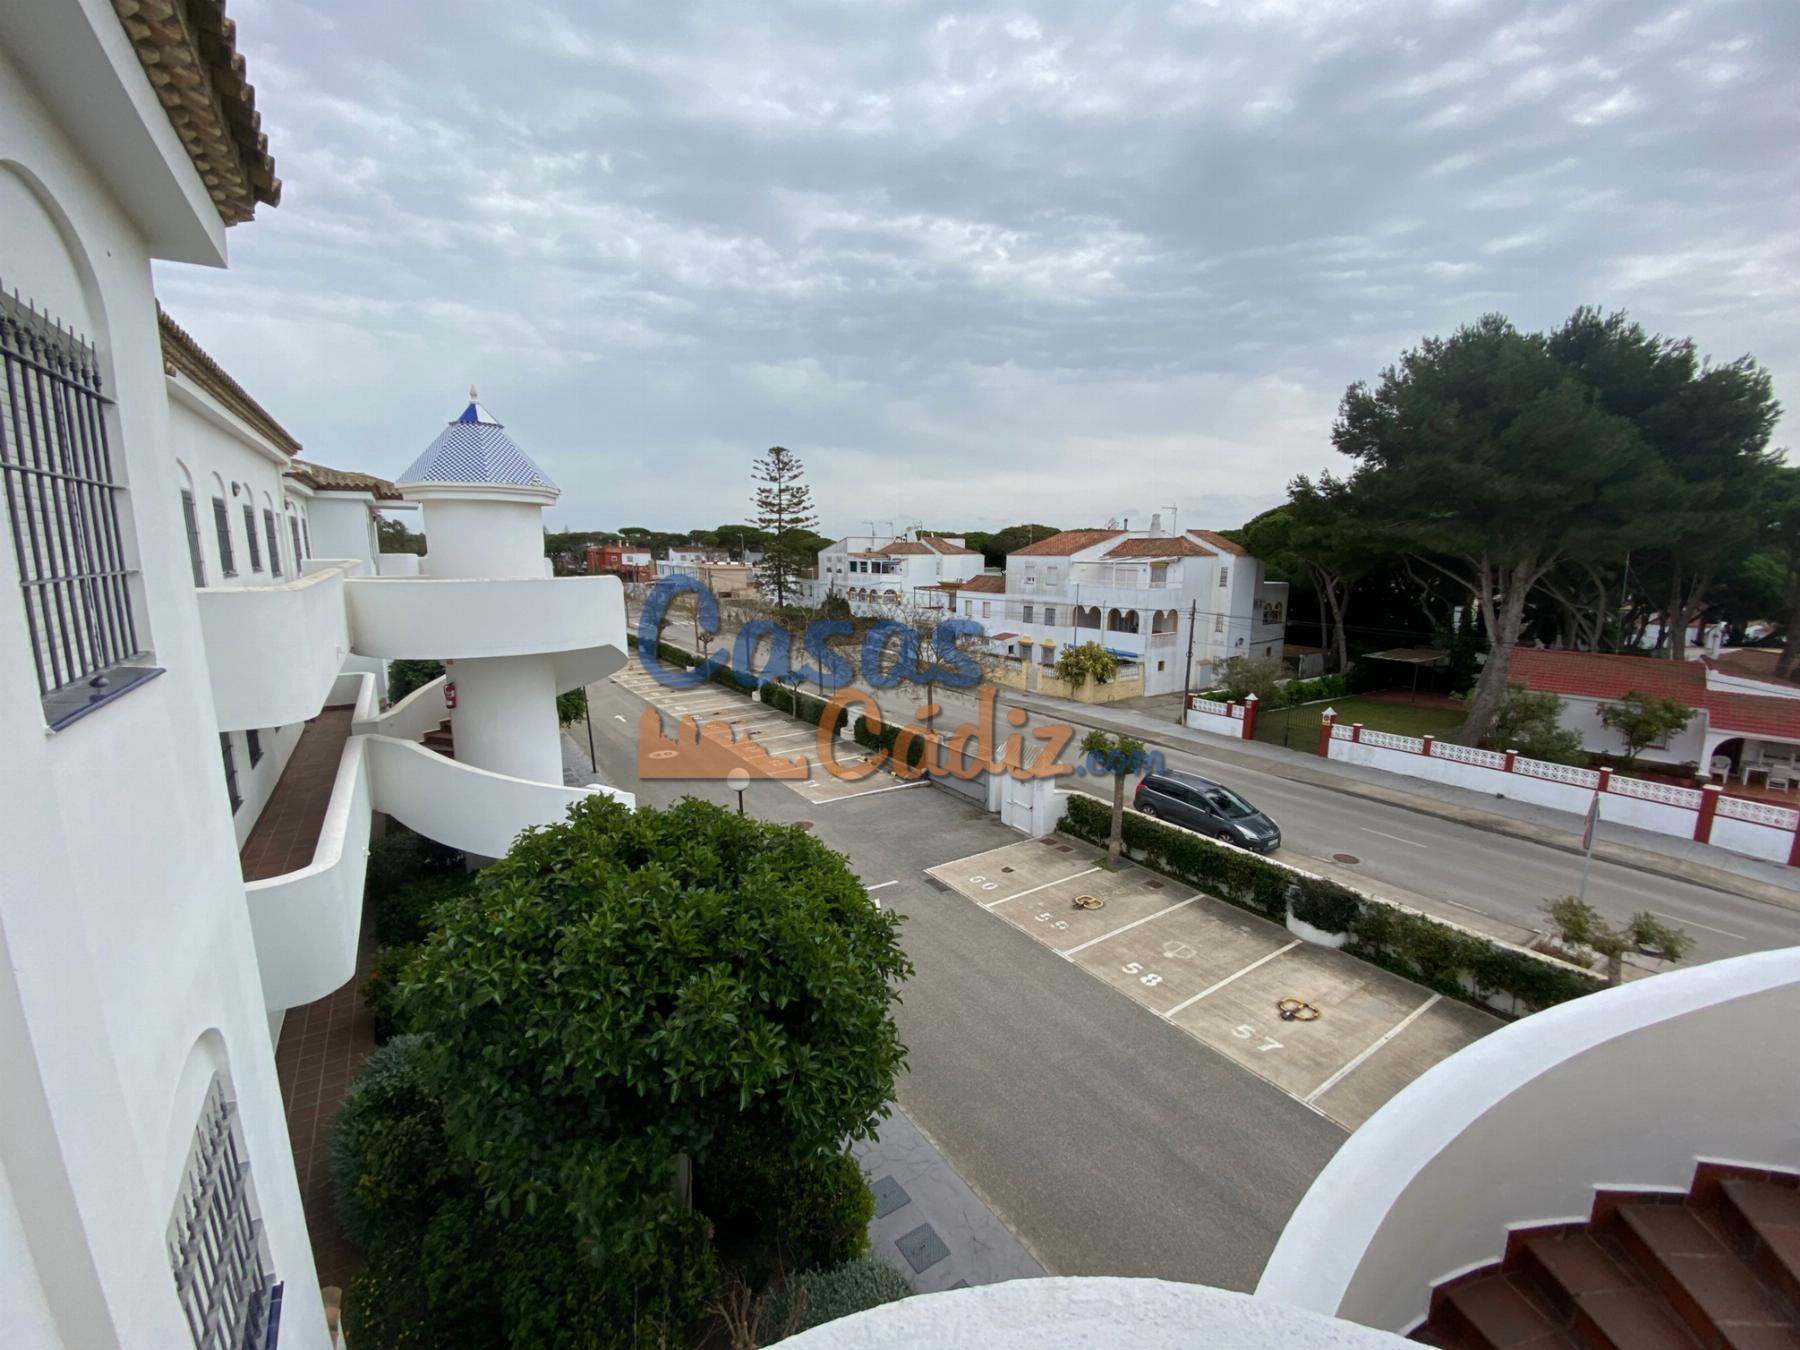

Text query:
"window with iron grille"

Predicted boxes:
[[245, 728, 262, 767], [241, 504, 261, 572], [263, 509, 281, 577], [167, 1076, 279, 1350], [1218, 565, 1230, 588], [1, 289, 160, 729], [212, 497, 236, 576], [300, 518, 310, 558], [181, 490, 207, 586], [288, 516, 302, 568], [220, 733, 241, 813]]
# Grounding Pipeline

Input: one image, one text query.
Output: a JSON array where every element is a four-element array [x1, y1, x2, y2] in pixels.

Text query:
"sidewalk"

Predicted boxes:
[[997, 687, 1800, 910], [621, 621, 1799, 908]]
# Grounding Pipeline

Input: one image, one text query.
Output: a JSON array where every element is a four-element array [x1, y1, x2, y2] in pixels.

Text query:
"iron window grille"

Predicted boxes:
[[212, 497, 236, 576], [1219, 565, 1230, 588], [181, 490, 207, 586], [288, 516, 302, 568], [241, 503, 261, 572], [245, 728, 262, 767], [262, 509, 281, 577], [167, 1076, 279, 1350], [1, 287, 159, 728], [300, 519, 310, 557], [220, 733, 241, 813]]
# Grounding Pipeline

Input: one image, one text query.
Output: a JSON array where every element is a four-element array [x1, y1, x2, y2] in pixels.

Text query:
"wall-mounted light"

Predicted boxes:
[[231, 482, 241, 497]]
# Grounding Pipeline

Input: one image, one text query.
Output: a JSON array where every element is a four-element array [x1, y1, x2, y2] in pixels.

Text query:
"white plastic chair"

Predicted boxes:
[[1709, 754, 1732, 783]]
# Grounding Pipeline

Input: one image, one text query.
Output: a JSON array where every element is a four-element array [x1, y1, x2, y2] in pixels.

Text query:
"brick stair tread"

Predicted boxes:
[[1573, 1287, 1701, 1349], [1722, 1181, 1800, 1233], [1620, 1205, 1799, 1343], [1442, 1274, 1578, 1347], [1522, 1234, 1641, 1309]]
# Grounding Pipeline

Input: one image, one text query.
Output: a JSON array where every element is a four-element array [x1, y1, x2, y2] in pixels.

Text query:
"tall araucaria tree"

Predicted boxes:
[[751, 445, 820, 606], [1334, 313, 1665, 746]]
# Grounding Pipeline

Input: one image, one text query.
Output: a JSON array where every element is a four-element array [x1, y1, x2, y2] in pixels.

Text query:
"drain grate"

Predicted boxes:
[[1332, 852, 1359, 865], [1144, 880, 1164, 890], [794, 821, 814, 831], [1057, 845, 1074, 853]]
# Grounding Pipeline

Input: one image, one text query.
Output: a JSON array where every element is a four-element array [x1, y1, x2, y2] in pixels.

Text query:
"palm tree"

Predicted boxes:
[[1080, 729, 1145, 866]]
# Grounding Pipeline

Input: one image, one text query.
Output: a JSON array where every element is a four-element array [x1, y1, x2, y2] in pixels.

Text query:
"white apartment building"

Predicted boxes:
[[0, 10, 627, 1348], [806, 531, 986, 613], [950, 517, 1287, 696]]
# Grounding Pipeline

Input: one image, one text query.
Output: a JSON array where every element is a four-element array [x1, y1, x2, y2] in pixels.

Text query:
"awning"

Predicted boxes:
[[1105, 648, 1139, 662], [1363, 647, 1449, 666], [989, 632, 1018, 640]]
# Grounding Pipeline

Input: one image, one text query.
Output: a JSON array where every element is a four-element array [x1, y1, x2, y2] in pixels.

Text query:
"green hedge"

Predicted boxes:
[[1278, 673, 1348, 707], [759, 1258, 914, 1343], [1057, 795, 1602, 1015], [848, 710, 928, 770]]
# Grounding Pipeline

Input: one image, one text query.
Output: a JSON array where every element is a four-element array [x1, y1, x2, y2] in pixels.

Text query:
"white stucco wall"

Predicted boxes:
[[1258, 949, 1800, 1334], [0, 44, 327, 1350], [166, 378, 303, 585], [303, 493, 380, 570]]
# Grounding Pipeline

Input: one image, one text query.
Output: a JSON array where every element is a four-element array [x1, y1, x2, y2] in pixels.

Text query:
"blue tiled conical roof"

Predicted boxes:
[[398, 391, 556, 489]]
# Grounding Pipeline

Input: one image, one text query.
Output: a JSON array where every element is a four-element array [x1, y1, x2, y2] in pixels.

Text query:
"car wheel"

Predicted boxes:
[[1216, 831, 1235, 845], [1139, 803, 1157, 818]]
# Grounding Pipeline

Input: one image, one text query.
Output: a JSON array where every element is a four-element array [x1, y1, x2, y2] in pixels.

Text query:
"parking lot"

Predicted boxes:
[[612, 664, 923, 805], [925, 835, 1500, 1130]]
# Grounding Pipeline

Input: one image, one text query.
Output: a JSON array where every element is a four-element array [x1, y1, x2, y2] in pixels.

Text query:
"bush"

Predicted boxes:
[[1216, 654, 1283, 704], [1057, 795, 1603, 1014], [1481, 685, 1585, 765], [1053, 641, 1120, 688], [1278, 674, 1348, 707], [364, 943, 422, 1042], [373, 871, 475, 949], [706, 1140, 873, 1274], [794, 691, 847, 735], [388, 659, 446, 705], [759, 1259, 914, 1342], [329, 1036, 454, 1250], [365, 826, 463, 906], [556, 686, 587, 726], [761, 682, 797, 715]]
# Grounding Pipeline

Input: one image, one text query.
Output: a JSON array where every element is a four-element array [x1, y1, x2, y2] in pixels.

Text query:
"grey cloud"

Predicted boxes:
[[157, 0, 1798, 535]]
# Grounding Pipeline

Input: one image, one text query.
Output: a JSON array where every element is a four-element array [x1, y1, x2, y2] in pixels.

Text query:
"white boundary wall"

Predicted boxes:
[[1323, 723, 1797, 867]]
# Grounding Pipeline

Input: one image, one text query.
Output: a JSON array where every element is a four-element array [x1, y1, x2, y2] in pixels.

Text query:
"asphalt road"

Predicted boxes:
[[580, 672, 1347, 1290]]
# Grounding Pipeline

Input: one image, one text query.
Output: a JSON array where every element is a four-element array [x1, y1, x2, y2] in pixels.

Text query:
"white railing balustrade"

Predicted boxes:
[[1359, 728, 1423, 752], [1514, 758, 1601, 788], [1716, 795, 1800, 829], [1331, 722, 1355, 741], [1430, 741, 1507, 769], [1190, 698, 1233, 719], [1605, 775, 1702, 809]]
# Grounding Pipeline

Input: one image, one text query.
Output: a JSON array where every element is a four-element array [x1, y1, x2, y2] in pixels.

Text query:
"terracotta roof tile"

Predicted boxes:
[[880, 542, 933, 555], [1010, 529, 1124, 557], [1104, 536, 1215, 559], [1509, 648, 1800, 740], [1187, 529, 1246, 556], [958, 574, 1007, 592], [921, 536, 979, 555], [285, 459, 402, 501], [159, 306, 298, 453], [111, 0, 281, 225]]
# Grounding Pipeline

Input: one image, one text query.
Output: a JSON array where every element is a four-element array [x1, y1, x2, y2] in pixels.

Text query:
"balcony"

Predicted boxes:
[[198, 559, 359, 732], [241, 672, 634, 1014], [344, 573, 626, 673]]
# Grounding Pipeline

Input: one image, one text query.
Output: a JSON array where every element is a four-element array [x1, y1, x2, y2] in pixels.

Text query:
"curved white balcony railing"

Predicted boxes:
[[778, 1278, 1409, 1349], [1256, 949, 1800, 1334], [244, 677, 635, 1012], [344, 574, 624, 663], [198, 559, 360, 732]]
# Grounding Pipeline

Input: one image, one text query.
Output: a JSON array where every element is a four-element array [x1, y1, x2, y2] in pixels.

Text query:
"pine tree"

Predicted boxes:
[[751, 446, 818, 606]]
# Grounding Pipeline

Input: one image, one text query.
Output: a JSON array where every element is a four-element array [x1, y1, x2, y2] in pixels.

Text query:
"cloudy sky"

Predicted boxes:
[[154, 0, 1798, 538]]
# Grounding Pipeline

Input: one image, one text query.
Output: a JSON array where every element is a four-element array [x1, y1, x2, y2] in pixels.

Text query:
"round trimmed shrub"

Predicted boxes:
[[372, 871, 474, 948], [329, 1035, 452, 1249], [759, 1258, 914, 1342]]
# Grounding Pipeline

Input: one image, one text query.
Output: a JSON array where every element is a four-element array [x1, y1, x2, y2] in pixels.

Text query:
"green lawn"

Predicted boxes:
[[1251, 695, 1465, 750]]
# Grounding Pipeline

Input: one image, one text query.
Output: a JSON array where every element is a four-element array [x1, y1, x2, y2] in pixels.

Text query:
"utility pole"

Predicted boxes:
[[1178, 599, 1197, 722]]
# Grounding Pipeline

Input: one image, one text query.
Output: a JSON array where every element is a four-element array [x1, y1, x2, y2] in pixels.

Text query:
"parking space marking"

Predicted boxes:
[[1159, 942, 1301, 1019], [866, 880, 899, 891], [1361, 827, 1429, 849], [1303, 994, 1441, 1105], [812, 779, 930, 804], [1058, 898, 1199, 957], [986, 866, 1103, 910], [1649, 910, 1744, 940]]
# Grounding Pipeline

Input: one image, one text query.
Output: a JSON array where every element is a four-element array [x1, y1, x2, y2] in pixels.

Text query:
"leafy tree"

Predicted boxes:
[[1767, 468, 1800, 678], [1246, 478, 1381, 674], [752, 446, 819, 606], [330, 1036, 454, 1250], [1334, 313, 1665, 745], [1598, 691, 1694, 766], [1215, 654, 1283, 704], [1541, 897, 1693, 986], [1547, 309, 1783, 660], [1480, 685, 1585, 764], [388, 659, 445, 704], [1080, 729, 1145, 866], [1053, 641, 1120, 689], [555, 686, 587, 726], [402, 795, 910, 1306], [982, 523, 1061, 567], [377, 516, 427, 556]]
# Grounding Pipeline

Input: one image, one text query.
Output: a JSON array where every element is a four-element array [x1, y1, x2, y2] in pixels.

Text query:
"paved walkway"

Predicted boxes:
[[855, 1107, 1046, 1291], [239, 707, 376, 1294]]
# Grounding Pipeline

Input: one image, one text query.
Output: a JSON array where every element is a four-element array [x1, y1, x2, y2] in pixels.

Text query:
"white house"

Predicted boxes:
[[1508, 648, 1800, 784], [805, 531, 986, 613], [0, 9, 628, 1347], [949, 517, 1287, 696]]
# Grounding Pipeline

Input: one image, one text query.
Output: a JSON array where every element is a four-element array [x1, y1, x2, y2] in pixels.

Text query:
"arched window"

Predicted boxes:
[[167, 1072, 275, 1347]]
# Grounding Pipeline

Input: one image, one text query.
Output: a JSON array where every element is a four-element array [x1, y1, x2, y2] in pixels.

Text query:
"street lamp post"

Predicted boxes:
[[727, 766, 750, 816]]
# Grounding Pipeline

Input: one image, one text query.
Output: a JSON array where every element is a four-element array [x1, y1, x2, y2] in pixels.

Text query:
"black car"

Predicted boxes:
[[1133, 770, 1282, 853]]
